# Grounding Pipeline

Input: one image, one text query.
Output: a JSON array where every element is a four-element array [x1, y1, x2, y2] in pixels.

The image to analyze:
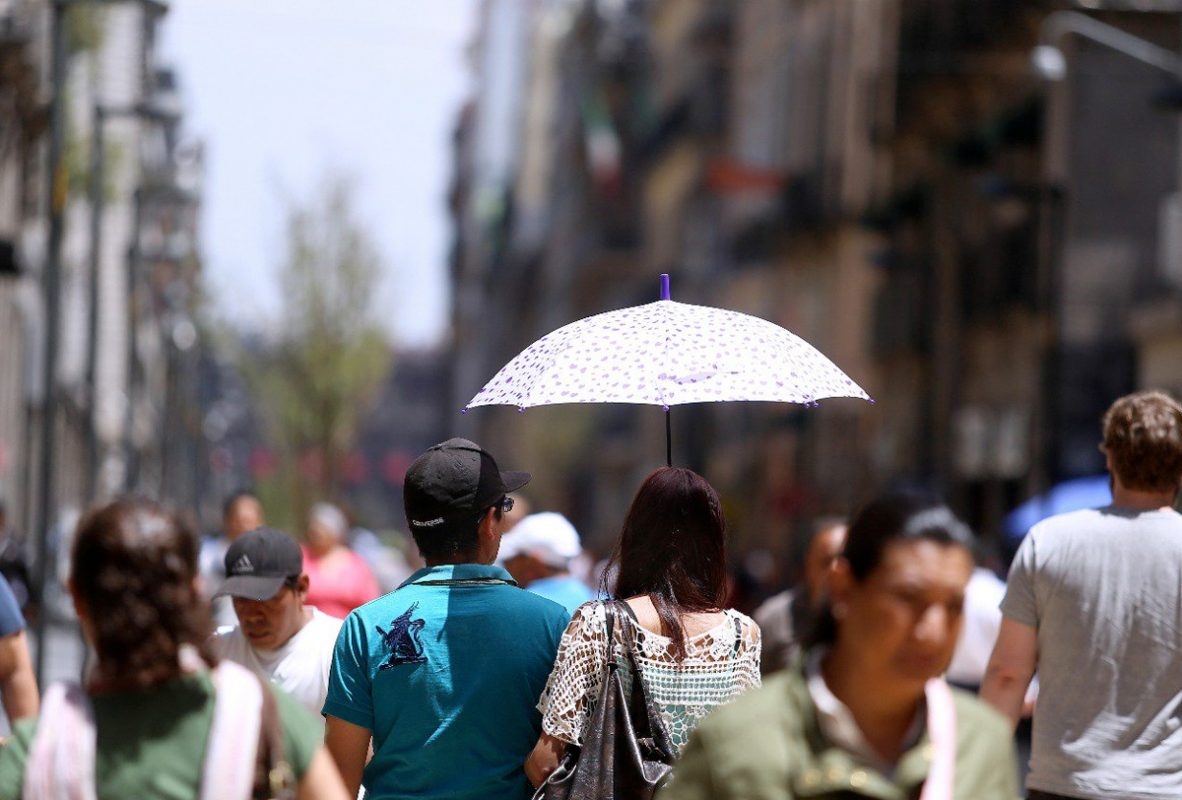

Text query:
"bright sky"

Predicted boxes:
[[160, 0, 475, 348]]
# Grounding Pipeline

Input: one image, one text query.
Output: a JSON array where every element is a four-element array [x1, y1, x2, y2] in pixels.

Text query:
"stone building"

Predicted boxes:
[[448, 0, 1182, 573]]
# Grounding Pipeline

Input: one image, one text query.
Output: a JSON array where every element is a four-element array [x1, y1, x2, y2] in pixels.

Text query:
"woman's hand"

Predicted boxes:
[[525, 732, 567, 788]]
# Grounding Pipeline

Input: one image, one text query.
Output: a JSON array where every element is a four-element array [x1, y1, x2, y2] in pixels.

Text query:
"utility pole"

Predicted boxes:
[[33, 0, 70, 688]]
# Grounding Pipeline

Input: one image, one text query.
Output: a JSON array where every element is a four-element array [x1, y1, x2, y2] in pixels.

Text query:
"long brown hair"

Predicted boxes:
[[609, 467, 728, 659], [71, 497, 217, 690]]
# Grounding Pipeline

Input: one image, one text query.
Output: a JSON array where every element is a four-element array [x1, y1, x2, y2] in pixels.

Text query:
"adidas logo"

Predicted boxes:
[[232, 554, 254, 574]]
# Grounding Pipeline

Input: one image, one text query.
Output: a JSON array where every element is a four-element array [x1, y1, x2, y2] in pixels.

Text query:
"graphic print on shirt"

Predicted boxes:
[[376, 602, 428, 669]]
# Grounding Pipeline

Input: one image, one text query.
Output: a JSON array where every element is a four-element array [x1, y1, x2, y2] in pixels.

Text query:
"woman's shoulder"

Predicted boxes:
[[721, 608, 762, 647], [724, 607, 759, 629]]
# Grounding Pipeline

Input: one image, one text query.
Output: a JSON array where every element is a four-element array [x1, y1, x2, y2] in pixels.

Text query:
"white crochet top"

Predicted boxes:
[[538, 600, 762, 754]]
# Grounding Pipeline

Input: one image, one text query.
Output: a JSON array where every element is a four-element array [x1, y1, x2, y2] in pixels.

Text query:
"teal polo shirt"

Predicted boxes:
[[324, 563, 570, 800]]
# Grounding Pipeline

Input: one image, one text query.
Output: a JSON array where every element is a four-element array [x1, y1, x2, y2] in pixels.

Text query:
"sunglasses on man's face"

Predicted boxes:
[[477, 496, 514, 521]]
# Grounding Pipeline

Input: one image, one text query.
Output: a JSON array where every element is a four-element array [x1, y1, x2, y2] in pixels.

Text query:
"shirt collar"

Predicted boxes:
[[805, 648, 926, 775], [399, 563, 516, 588]]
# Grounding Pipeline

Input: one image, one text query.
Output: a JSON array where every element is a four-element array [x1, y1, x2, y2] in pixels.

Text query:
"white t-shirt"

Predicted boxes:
[[213, 606, 343, 726], [1003, 506, 1182, 800], [945, 567, 1005, 686]]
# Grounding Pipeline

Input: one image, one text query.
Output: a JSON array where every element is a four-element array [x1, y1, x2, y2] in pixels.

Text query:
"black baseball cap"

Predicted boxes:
[[214, 526, 304, 601], [404, 438, 530, 532]]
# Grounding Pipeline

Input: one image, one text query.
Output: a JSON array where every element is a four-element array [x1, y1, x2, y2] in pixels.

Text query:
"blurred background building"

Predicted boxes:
[[0, 0, 206, 668], [447, 0, 1182, 578]]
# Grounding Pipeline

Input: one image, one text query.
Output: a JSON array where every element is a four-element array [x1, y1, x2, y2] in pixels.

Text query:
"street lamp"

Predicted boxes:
[[124, 179, 195, 497], [1033, 12, 1180, 81], [85, 100, 179, 506]]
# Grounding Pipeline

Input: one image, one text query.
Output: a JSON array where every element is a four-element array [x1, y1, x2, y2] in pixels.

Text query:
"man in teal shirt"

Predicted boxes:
[[323, 438, 570, 799]]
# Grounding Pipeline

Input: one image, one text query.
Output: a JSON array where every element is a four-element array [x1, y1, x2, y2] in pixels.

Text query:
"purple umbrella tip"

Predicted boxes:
[[660, 274, 670, 301], [663, 404, 670, 411], [868, 397, 876, 405], [461, 407, 469, 414], [517, 407, 525, 414]]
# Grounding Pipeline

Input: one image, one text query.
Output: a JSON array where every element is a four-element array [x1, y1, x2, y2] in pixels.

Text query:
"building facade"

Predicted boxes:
[[448, 0, 1182, 576]]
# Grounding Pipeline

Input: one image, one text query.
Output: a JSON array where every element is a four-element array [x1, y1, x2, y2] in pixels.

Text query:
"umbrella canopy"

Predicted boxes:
[[1003, 474, 1111, 542], [464, 275, 871, 463], [466, 300, 869, 409]]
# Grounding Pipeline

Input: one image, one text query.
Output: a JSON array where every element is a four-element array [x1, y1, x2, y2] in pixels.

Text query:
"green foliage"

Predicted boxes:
[[65, 3, 107, 56], [241, 173, 393, 524]]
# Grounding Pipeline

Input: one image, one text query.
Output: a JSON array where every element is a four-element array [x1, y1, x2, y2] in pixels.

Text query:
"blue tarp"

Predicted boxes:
[[1003, 474, 1112, 543]]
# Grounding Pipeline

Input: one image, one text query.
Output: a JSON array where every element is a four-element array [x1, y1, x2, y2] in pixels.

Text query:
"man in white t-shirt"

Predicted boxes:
[[212, 526, 343, 725], [983, 390, 1182, 800]]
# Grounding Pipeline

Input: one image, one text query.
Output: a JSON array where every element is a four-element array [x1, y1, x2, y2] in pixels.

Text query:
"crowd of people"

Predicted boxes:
[[0, 390, 1176, 799]]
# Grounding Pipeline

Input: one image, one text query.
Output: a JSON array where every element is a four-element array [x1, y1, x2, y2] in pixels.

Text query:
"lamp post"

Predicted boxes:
[[1033, 13, 1179, 80], [85, 101, 178, 506], [124, 178, 193, 497]]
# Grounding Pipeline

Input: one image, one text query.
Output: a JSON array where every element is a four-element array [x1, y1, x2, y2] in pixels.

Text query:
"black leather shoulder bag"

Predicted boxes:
[[535, 599, 676, 800]]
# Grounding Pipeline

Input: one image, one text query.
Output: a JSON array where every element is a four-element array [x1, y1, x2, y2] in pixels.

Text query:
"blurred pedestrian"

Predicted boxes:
[[323, 438, 569, 800], [200, 489, 265, 628], [0, 502, 32, 615], [0, 572, 37, 725], [342, 505, 412, 594], [0, 496, 348, 799], [212, 526, 343, 726], [302, 502, 380, 619], [498, 511, 595, 613], [753, 518, 846, 675], [944, 548, 1006, 691], [526, 467, 762, 787], [660, 494, 1018, 800], [982, 390, 1182, 800]]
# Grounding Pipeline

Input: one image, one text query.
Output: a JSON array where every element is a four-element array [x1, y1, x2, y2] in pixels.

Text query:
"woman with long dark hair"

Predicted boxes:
[[0, 497, 348, 799], [660, 493, 1019, 800], [525, 467, 761, 786]]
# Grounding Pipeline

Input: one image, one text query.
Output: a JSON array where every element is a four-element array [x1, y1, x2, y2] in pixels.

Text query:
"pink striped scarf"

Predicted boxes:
[[919, 678, 957, 800]]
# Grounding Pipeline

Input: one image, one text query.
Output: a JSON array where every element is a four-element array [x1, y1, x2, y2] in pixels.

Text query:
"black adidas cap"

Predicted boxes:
[[214, 526, 304, 601]]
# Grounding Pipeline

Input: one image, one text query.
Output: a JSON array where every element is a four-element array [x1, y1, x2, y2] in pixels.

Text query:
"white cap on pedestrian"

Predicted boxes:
[[498, 512, 582, 569]]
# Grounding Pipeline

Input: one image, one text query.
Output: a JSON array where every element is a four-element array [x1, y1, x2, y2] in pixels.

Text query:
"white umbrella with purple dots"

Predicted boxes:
[[464, 274, 873, 465]]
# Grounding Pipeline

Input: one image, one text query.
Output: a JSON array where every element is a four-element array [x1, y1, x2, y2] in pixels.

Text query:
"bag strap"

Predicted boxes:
[[201, 661, 265, 800], [603, 598, 616, 648], [918, 678, 957, 800], [609, 599, 674, 758], [23, 681, 97, 800], [255, 676, 296, 800]]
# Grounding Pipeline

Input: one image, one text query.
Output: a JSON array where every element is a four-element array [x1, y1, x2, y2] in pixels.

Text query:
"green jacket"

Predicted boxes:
[[658, 663, 1019, 800]]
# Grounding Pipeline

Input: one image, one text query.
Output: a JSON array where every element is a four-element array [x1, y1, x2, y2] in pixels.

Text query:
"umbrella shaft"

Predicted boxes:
[[666, 409, 672, 467]]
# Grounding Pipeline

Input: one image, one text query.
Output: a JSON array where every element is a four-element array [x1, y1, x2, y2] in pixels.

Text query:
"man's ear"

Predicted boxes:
[[478, 506, 498, 540], [827, 557, 853, 608], [477, 507, 502, 562], [296, 574, 310, 597], [69, 577, 88, 624]]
